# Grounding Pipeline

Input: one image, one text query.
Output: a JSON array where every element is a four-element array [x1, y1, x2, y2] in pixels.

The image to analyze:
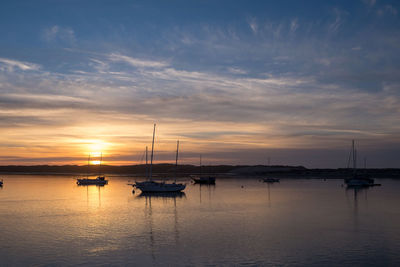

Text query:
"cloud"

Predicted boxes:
[[377, 5, 398, 16], [0, 58, 41, 71], [290, 18, 299, 34], [42, 25, 76, 45], [108, 53, 169, 68], [362, 0, 376, 7], [248, 17, 258, 34], [329, 8, 348, 33], [228, 67, 248, 75]]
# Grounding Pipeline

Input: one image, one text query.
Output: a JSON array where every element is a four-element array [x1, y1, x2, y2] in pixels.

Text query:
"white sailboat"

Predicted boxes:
[[134, 124, 186, 193], [344, 140, 374, 187], [76, 153, 108, 186]]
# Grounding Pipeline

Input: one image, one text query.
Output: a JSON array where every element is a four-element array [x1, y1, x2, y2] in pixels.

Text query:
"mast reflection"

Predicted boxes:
[[79, 184, 103, 208], [346, 186, 368, 230], [193, 183, 215, 204], [135, 191, 186, 262]]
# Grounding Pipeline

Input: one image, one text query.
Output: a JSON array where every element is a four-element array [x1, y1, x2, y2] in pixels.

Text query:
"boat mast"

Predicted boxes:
[[149, 124, 156, 181], [200, 154, 202, 176], [352, 140, 356, 174], [175, 140, 179, 183], [87, 154, 91, 179], [145, 146, 148, 179], [99, 152, 102, 177]]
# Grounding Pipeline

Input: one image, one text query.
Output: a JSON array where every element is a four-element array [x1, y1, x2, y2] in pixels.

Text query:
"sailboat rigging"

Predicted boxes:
[[191, 155, 216, 184], [76, 153, 108, 186], [133, 124, 186, 193], [344, 140, 374, 187]]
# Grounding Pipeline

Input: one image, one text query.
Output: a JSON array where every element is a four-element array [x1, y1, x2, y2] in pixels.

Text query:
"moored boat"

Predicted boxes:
[[344, 140, 374, 188], [135, 180, 186, 192], [77, 176, 108, 186], [133, 124, 185, 193], [76, 153, 108, 186], [192, 176, 216, 184], [263, 178, 280, 183], [191, 155, 216, 184]]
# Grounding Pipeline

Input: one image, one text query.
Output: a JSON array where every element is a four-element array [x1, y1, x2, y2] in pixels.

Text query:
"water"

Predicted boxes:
[[0, 175, 400, 266]]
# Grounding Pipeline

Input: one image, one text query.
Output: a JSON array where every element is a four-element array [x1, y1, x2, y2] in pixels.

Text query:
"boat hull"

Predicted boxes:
[[344, 177, 374, 187], [135, 181, 186, 192], [77, 177, 108, 186], [263, 178, 280, 183], [192, 177, 216, 184]]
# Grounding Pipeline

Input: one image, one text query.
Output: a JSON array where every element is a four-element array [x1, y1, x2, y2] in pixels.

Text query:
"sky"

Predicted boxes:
[[0, 0, 400, 168]]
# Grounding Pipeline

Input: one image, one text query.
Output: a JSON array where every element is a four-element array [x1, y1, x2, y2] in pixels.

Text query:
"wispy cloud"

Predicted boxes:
[[42, 25, 76, 45], [108, 53, 169, 68], [329, 8, 348, 33], [362, 0, 376, 8], [228, 67, 248, 75], [248, 17, 258, 34], [377, 5, 398, 16], [0, 58, 41, 71], [290, 18, 299, 34]]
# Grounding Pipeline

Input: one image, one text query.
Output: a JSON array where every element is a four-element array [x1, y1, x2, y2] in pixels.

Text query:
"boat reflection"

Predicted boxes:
[[266, 183, 272, 207], [193, 183, 215, 203], [78, 183, 103, 207], [346, 186, 369, 230], [135, 189, 184, 263], [135, 191, 186, 199]]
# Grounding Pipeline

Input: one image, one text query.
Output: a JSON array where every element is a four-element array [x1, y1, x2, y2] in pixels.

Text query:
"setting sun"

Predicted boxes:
[[86, 140, 108, 154]]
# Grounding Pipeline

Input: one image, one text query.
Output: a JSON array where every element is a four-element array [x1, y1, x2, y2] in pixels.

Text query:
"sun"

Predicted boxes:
[[91, 160, 101, 165], [87, 140, 107, 152]]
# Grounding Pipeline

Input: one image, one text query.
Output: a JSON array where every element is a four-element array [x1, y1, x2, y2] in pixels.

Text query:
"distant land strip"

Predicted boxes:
[[0, 165, 399, 178]]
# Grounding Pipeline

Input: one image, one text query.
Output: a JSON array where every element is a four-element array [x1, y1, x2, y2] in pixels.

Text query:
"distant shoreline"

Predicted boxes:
[[0, 164, 399, 178]]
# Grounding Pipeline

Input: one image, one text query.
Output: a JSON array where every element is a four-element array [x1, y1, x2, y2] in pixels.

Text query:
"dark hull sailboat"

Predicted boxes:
[[191, 155, 216, 184], [263, 178, 280, 183], [77, 176, 108, 186], [76, 153, 108, 186], [133, 124, 185, 193], [192, 176, 216, 184], [344, 140, 374, 188]]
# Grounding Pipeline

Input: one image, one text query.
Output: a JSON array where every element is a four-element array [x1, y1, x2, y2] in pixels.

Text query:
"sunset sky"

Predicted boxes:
[[0, 0, 399, 168]]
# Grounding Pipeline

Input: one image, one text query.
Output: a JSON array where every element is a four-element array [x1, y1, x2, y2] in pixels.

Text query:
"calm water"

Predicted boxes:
[[0, 175, 400, 266]]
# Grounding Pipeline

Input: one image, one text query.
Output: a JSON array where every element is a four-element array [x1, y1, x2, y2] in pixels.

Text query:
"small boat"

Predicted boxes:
[[263, 178, 280, 183], [191, 155, 216, 184], [0, 179, 3, 186], [133, 124, 186, 193], [77, 176, 108, 186], [135, 180, 186, 193], [192, 176, 216, 184], [76, 153, 108, 186], [344, 140, 374, 188]]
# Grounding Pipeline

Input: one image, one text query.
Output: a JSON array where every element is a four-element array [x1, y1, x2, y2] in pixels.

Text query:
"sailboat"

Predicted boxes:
[[263, 178, 280, 183], [344, 140, 374, 187], [191, 155, 216, 184], [76, 153, 108, 186], [134, 124, 186, 193]]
